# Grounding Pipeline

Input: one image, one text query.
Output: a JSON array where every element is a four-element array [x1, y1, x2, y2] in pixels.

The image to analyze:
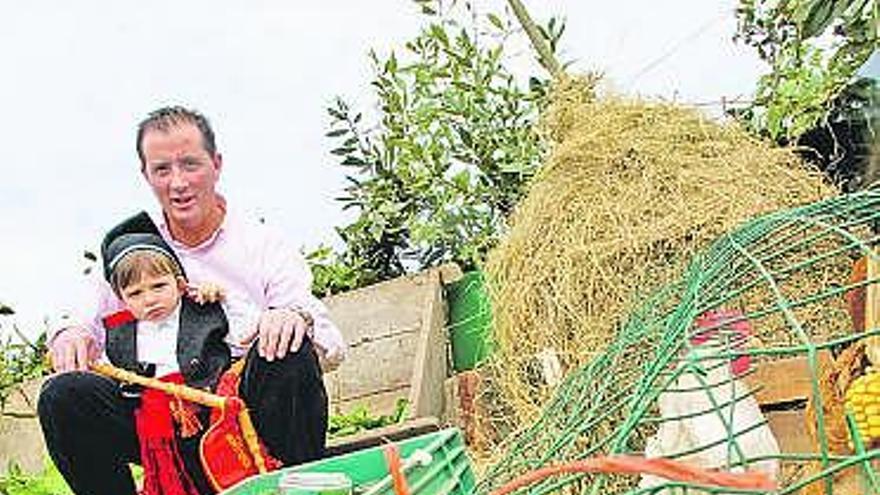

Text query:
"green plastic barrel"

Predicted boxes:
[[446, 271, 494, 371]]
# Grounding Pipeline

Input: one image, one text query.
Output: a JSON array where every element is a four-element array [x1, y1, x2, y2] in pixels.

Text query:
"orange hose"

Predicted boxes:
[[383, 444, 411, 495], [489, 456, 777, 495]]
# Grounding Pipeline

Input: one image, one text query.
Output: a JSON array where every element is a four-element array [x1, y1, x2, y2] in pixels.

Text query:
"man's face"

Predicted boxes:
[[140, 123, 222, 232], [119, 273, 183, 322]]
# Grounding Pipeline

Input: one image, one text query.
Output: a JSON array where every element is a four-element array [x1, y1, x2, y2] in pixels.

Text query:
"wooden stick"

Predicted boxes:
[[90, 362, 227, 408]]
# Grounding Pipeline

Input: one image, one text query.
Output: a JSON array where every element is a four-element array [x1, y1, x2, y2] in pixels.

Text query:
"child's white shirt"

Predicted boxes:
[[136, 302, 182, 377]]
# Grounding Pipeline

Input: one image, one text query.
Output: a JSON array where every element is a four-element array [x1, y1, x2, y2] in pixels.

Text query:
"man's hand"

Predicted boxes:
[[255, 308, 309, 361], [49, 326, 99, 372], [187, 282, 226, 304]]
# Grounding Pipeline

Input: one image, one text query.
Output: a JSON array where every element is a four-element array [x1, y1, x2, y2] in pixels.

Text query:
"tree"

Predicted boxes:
[[312, 0, 571, 294], [735, 0, 878, 140]]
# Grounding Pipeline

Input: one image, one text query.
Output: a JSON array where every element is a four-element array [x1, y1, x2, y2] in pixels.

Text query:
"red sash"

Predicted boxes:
[[136, 373, 201, 495]]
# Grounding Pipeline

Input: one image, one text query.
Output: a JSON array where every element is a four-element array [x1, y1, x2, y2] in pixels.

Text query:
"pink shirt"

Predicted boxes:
[[55, 206, 346, 370]]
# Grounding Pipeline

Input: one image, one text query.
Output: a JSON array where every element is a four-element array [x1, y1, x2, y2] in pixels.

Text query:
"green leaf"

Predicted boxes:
[[327, 106, 346, 120], [385, 52, 398, 74], [537, 24, 550, 42], [430, 24, 450, 47], [331, 146, 356, 156], [342, 156, 368, 167], [325, 128, 348, 138], [487, 13, 504, 30], [799, 0, 843, 38]]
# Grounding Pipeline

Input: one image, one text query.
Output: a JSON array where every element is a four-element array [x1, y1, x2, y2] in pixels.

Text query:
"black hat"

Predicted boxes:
[[101, 212, 185, 282]]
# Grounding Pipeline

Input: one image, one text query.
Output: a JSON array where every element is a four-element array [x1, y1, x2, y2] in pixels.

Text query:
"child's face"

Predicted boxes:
[[119, 272, 183, 322]]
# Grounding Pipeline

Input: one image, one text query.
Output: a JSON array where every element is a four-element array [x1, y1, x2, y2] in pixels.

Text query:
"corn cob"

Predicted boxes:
[[845, 371, 880, 442]]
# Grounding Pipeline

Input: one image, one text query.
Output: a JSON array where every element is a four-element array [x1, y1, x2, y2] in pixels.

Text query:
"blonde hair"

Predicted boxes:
[[110, 249, 183, 295]]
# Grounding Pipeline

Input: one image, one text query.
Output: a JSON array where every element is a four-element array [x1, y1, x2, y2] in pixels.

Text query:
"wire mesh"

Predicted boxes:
[[476, 191, 880, 494]]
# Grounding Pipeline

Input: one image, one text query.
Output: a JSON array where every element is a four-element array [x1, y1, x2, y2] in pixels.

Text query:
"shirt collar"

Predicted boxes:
[[151, 195, 230, 251]]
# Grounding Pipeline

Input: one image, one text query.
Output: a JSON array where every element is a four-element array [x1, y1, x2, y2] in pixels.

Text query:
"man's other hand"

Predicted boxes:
[[256, 308, 308, 361], [49, 327, 99, 372], [187, 282, 226, 304]]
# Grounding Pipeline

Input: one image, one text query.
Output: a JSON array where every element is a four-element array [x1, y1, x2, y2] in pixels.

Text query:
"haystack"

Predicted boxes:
[[481, 77, 839, 434]]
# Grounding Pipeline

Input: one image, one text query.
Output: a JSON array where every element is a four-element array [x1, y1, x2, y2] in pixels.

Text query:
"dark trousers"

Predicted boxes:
[[37, 340, 328, 495]]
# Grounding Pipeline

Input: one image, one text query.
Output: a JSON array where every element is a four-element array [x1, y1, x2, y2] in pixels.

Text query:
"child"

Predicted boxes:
[[102, 232, 232, 388], [102, 233, 260, 388], [101, 231, 262, 495]]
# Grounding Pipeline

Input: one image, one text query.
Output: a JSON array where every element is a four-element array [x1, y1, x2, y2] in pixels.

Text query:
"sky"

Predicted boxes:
[[0, 0, 766, 336]]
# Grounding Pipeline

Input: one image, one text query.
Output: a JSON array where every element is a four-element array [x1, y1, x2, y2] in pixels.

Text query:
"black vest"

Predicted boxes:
[[104, 298, 232, 390]]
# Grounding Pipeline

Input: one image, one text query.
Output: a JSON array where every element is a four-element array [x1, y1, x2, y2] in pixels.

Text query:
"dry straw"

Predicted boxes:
[[478, 76, 839, 445]]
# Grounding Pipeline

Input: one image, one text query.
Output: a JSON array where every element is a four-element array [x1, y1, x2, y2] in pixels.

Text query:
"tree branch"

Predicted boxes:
[[506, 0, 563, 78]]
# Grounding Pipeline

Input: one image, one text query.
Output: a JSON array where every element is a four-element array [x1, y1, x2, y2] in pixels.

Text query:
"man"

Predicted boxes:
[[38, 106, 346, 495]]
